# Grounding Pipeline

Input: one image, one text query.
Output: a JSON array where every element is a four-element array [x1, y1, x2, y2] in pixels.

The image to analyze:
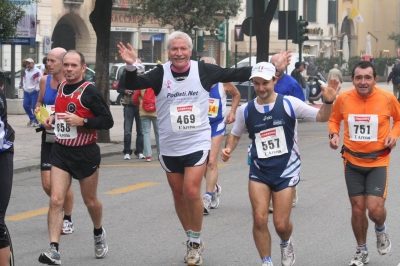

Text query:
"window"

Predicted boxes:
[[328, 0, 337, 24], [288, 0, 298, 14], [304, 0, 316, 22]]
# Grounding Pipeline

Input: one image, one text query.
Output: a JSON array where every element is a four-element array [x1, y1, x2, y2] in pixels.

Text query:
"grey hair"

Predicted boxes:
[[167, 31, 193, 51]]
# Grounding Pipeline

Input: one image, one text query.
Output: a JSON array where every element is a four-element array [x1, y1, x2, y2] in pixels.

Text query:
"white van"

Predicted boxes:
[[233, 53, 315, 75]]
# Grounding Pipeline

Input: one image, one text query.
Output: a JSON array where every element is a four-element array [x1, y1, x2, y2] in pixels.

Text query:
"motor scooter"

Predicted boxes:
[[307, 72, 327, 104]]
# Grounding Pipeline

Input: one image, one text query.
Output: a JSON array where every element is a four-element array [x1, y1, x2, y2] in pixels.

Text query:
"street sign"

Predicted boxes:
[[44, 37, 51, 54], [242, 17, 256, 37], [234, 25, 244, 42]]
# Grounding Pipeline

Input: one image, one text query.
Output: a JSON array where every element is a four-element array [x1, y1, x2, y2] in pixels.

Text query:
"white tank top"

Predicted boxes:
[[156, 61, 211, 156]]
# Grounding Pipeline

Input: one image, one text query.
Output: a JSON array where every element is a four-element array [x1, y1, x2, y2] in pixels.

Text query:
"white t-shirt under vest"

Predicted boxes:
[[157, 61, 211, 156]]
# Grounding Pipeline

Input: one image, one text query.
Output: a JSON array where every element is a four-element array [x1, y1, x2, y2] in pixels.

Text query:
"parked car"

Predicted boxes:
[[109, 62, 157, 105]]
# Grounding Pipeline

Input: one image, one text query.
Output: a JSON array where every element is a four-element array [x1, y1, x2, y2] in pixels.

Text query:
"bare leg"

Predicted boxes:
[[272, 187, 295, 242], [349, 195, 368, 245], [48, 167, 72, 243], [249, 180, 272, 258], [0, 246, 10, 266], [42, 170, 74, 216], [79, 169, 102, 228], [204, 134, 224, 193]]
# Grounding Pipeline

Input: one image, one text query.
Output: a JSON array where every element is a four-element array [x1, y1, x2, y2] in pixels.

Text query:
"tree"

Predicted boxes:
[[89, 0, 113, 143], [388, 32, 400, 49], [0, 1, 27, 41], [129, 0, 242, 34], [253, 0, 279, 63]]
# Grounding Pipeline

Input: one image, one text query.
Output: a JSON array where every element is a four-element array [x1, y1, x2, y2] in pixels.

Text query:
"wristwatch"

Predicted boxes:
[[329, 133, 337, 139], [83, 118, 88, 125]]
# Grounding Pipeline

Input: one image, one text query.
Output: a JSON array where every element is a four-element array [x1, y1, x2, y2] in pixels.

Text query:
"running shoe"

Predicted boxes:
[[137, 153, 145, 159], [94, 227, 108, 259], [27, 120, 33, 127], [348, 249, 369, 266], [38, 245, 61, 265], [124, 154, 131, 160], [210, 184, 222, 209], [292, 186, 298, 207], [202, 195, 211, 215], [61, 219, 74, 235], [376, 227, 391, 255], [184, 240, 205, 263], [187, 241, 204, 266], [32, 121, 39, 127], [280, 238, 295, 266], [145, 156, 151, 162], [262, 261, 274, 266]]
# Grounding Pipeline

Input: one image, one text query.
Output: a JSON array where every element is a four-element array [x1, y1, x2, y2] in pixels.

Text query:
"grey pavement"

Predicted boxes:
[[7, 81, 393, 173]]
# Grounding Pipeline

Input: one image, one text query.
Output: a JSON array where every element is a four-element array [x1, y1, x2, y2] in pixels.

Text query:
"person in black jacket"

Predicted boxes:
[[290, 62, 306, 100], [387, 59, 400, 99], [0, 89, 15, 265]]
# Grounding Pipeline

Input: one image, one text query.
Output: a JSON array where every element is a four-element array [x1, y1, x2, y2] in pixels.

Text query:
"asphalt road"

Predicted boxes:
[[6, 118, 400, 265]]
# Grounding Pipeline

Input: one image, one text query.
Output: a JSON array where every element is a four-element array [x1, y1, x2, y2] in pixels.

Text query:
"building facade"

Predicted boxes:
[[0, 0, 174, 72]]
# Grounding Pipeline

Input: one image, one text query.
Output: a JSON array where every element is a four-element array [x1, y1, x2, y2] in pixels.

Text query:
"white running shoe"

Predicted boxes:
[[376, 227, 391, 255], [186, 241, 204, 266], [262, 261, 274, 266], [137, 153, 145, 159], [348, 249, 369, 266], [280, 238, 295, 266], [202, 195, 211, 215], [184, 240, 205, 264], [124, 154, 131, 160], [94, 228, 108, 259], [210, 185, 222, 209], [61, 220, 74, 235], [38, 245, 61, 265]]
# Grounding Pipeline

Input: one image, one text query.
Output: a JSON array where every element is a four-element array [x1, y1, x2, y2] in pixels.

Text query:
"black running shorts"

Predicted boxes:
[[159, 150, 209, 174], [50, 142, 101, 180], [344, 160, 388, 198]]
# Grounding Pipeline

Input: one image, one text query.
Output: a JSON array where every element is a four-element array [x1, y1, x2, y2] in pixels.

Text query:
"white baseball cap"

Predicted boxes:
[[25, 58, 34, 63], [249, 62, 276, 81]]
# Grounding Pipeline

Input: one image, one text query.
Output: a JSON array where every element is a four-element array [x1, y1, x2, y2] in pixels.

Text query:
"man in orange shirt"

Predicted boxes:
[[328, 61, 400, 266]]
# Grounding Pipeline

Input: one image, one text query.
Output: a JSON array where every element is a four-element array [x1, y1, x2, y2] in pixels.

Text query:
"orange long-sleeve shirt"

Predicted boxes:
[[328, 86, 400, 167]]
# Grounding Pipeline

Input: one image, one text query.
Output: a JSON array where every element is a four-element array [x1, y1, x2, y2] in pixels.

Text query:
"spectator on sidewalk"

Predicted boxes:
[[290, 62, 307, 100], [327, 64, 343, 84], [133, 88, 160, 162], [387, 59, 400, 99], [23, 58, 42, 127], [117, 65, 145, 160]]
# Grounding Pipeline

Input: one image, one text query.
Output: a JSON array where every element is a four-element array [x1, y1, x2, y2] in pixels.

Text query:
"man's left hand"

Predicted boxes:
[[385, 135, 397, 149], [64, 112, 84, 127], [225, 111, 236, 124]]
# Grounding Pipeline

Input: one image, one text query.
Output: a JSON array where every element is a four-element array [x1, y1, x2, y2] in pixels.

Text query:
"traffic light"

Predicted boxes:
[[216, 23, 225, 42], [197, 34, 205, 52], [297, 19, 309, 45]]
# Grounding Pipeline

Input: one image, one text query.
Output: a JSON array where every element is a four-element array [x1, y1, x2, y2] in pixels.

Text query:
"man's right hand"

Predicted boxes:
[[221, 148, 232, 162], [117, 42, 137, 65], [43, 115, 55, 130]]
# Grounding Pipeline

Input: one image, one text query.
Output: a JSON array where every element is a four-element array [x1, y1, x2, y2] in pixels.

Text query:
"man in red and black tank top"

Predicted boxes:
[[38, 50, 114, 265]]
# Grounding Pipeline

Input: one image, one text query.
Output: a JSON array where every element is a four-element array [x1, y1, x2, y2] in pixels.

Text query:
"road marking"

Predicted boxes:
[[105, 182, 160, 195], [5, 207, 49, 221], [6, 182, 160, 221]]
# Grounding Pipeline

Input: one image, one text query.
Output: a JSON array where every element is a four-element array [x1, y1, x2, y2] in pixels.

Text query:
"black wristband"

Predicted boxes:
[[324, 100, 333, 104]]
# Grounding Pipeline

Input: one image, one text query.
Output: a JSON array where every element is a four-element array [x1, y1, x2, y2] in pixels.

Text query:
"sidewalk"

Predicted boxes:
[[8, 81, 393, 173]]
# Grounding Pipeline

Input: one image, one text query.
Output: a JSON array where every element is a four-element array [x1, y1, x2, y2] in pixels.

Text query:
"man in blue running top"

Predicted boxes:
[[221, 62, 339, 266], [199, 56, 241, 215]]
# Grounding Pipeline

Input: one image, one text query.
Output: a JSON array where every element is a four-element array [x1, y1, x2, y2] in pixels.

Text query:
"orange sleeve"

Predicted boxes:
[[328, 92, 344, 135], [389, 94, 400, 139]]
